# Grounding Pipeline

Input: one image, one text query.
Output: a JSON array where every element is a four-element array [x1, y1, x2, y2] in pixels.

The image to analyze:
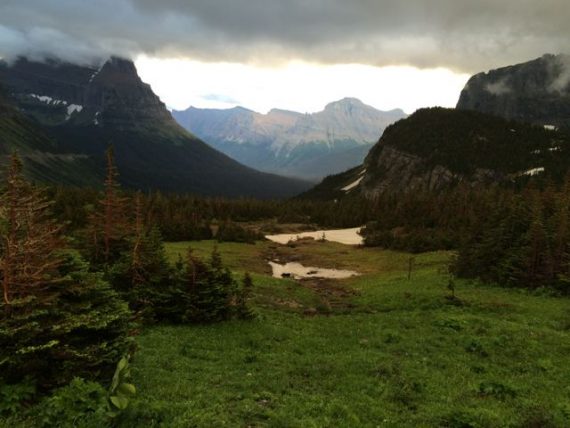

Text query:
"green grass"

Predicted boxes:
[[117, 240, 570, 427]]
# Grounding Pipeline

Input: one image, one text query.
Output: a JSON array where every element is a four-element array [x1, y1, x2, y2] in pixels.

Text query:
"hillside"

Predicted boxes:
[[173, 99, 406, 181], [0, 57, 310, 198], [303, 107, 570, 199], [457, 54, 570, 130], [0, 87, 102, 186]]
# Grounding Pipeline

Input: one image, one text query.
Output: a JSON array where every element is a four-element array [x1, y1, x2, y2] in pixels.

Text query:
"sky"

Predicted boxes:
[[1, 0, 568, 114]]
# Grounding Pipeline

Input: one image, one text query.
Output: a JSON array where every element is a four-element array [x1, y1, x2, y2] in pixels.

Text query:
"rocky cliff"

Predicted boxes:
[[457, 54, 570, 129], [303, 108, 570, 199]]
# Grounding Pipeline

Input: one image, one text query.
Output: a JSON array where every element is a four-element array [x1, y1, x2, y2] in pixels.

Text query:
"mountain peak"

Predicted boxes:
[[457, 53, 570, 129], [324, 98, 366, 111]]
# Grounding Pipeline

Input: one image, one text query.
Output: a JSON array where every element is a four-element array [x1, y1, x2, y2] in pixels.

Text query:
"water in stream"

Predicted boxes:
[[265, 227, 363, 246], [268, 261, 359, 280]]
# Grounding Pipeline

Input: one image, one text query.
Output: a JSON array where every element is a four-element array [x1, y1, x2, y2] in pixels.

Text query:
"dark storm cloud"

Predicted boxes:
[[0, 0, 568, 72]]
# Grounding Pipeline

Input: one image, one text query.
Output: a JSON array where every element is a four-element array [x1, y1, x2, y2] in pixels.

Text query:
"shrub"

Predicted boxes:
[[216, 221, 261, 244], [36, 378, 110, 428]]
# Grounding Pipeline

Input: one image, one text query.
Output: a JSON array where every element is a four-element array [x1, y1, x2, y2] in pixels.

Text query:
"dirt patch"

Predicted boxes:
[[262, 241, 361, 315], [299, 278, 360, 315]]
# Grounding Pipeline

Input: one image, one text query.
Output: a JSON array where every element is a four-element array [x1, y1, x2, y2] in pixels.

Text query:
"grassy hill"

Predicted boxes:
[[3, 237, 570, 426], [114, 240, 570, 426]]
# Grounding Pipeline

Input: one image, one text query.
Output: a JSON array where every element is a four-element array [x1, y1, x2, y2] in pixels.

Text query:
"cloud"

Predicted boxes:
[[0, 0, 569, 72], [484, 78, 511, 95], [201, 94, 241, 104], [548, 55, 570, 93]]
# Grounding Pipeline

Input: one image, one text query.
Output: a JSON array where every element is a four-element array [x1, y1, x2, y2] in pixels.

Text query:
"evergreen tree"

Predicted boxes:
[[1, 154, 64, 306], [235, 272, 255, 319], [0, 154, 132, 389], [87, 147, 131, 267]]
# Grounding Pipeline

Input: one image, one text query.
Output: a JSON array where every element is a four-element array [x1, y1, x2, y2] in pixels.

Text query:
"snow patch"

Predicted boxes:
[[29, 94, 68, 105], [29, 94, 53, 103], [342, 176, 364, 192], [544, 125, 558, 131], [66, 104, 83, 119], [88, 65, 103, 83], [524, 167, 545, 176]]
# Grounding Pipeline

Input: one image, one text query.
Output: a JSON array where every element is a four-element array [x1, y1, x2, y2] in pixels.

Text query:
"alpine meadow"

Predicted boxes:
[[1, 1, 570, 427]]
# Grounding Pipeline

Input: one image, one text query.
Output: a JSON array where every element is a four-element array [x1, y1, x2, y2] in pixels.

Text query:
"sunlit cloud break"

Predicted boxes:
[[136, 56, 470, 114]]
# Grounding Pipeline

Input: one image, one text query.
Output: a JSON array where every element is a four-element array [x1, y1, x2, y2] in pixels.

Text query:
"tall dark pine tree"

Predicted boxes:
[[88, 147, 131, 266]]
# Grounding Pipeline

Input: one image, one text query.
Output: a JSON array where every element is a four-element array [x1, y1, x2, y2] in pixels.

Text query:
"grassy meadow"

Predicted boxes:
[[114, 239, 570, 427]]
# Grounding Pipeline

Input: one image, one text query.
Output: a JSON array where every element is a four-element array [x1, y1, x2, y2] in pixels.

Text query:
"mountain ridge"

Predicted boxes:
[[172, 98, 407, 180], [0, 56, 310, 198], [303, 107, 570, 200], [457, 53, 570, 129]]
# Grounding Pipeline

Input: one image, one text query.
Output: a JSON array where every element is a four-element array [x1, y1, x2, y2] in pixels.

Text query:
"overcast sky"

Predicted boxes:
[[1, 0, 568, 113]]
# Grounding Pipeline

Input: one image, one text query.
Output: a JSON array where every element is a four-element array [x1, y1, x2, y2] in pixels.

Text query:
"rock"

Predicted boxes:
[[457, 54, 570, 130]]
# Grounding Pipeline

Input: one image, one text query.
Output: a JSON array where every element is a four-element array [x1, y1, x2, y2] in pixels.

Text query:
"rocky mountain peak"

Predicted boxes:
[[0, 56, 176, 130], [86, 56, 175, 130], [457, 53, 570, 129], [324, 97, 367, 114]]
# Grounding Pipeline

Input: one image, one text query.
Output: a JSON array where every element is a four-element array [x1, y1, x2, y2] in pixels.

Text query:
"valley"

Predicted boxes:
[[121, 237, 570, 427], [1, 5, 570, 425]]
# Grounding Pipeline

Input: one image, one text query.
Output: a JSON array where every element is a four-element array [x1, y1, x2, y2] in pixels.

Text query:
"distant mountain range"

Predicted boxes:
[[172, 99, 406, 181], [0, 57, 310, 198], [305, 54, 570, 200]]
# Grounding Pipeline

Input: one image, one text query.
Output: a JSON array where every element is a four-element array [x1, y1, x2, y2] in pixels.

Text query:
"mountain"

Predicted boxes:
[[457, 54, 570, 130], [0, 85, 103, 186], [172, 98, 406, 181], [303, 108, 570, 199], [0, 57, 310, 198]]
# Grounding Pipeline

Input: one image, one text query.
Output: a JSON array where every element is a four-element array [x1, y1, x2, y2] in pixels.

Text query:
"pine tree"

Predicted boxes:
[[0, 154, 132, 389], [235, 272, 255, 319], [191, 248, 236, 322], [109, 193, 171, 320], [524, 193, 552, 286], [88, 147, 130, 266], [1, 154, 64, 306]]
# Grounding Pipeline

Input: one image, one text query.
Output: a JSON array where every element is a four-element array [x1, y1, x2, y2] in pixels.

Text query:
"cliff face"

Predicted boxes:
[[0, 57, 310, 198], [457, 54, 570, 129], [360, 146, 501, 199], [303, 108, 570, 200], [173, 98, 406, 180], [0, 57, 177, 130]]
